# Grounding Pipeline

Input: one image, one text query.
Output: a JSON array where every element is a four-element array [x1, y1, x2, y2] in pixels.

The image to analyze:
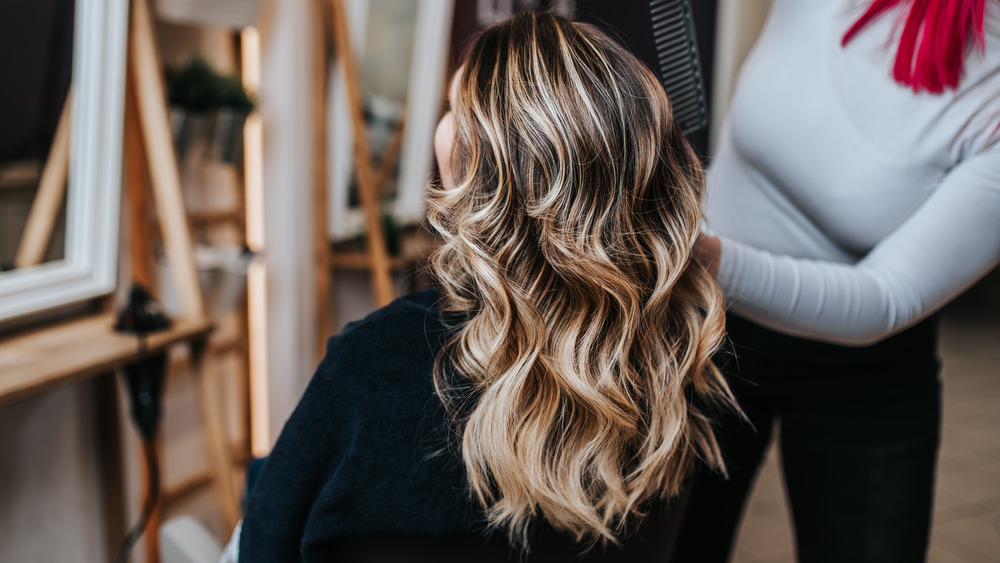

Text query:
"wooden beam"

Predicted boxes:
[[143, 436, 163, 563], [190, 340, 243, 530], [130, 0, 204, 319], [161, 443, 250, 507], [15, 91, 72, 268], [124, 74, 156, 289], [313, 0, 334, 361], [327, 0, 395, 307], [188, 208, 245, 227], [328, 252, 415, 271]]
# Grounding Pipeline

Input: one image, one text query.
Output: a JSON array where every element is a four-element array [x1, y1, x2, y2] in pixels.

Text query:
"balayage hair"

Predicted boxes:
[[428, 12, 733, 546]]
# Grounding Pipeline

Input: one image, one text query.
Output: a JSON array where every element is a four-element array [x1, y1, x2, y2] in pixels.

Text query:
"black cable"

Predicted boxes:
[[115, 284, 170, 563], [111, 285, 172, 562], [112, 436, 160, 563]]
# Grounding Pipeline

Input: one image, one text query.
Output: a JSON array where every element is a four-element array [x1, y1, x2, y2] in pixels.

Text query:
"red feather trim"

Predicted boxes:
[[842, 0, 989, 92]]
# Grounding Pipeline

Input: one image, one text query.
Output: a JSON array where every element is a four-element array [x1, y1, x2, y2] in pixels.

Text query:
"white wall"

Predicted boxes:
[[257, 0, 318, 447], [711, 0, 774, 151], [0, 385, 106, 562]]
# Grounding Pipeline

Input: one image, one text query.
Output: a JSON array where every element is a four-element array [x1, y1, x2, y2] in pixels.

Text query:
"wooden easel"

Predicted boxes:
[[312, 0, 398, 355], [123, 0, 243, 560], [5, 0, 243, 549], [8, 0, 243, 559], [13, 92, 71, 268]]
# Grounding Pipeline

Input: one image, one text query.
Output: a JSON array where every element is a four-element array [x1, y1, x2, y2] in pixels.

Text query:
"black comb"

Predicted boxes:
[[577, 0, 710, 135]]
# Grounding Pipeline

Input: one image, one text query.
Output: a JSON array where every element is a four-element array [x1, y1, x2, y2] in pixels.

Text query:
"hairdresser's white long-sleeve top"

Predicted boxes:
[[706, 0, 1000, 345]]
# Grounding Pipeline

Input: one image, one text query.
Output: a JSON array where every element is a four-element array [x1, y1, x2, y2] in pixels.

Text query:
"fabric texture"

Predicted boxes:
[[706, 0, 1000, 345], [672, 315, 942, 563], [237, 289, 684, 562], [238, 289, 484, 561]]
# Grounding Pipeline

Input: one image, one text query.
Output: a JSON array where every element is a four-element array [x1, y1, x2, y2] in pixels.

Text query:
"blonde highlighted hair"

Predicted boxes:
[[429, 11, 733, 546]]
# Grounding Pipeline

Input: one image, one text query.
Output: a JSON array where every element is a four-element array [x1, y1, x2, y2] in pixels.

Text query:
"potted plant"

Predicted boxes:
[[166, 57, 256, 166], [159, 59, 258, 314]]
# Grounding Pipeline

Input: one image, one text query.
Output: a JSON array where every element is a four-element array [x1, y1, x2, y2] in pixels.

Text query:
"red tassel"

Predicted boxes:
[[843, 0, 990, 92]]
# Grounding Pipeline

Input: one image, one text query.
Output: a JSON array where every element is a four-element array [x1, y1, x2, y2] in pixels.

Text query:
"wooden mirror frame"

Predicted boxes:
[[0, 0, 128, 320]]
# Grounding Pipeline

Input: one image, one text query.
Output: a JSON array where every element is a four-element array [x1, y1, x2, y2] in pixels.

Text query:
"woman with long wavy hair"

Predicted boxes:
[[235, 11, 733, 562]]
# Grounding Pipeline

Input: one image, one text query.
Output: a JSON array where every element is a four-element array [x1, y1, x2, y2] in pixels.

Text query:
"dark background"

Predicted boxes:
[[0, 0, 75, 163]]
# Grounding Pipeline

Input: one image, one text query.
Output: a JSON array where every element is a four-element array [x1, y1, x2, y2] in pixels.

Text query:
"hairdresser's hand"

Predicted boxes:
[[694, 233, 721, 278]]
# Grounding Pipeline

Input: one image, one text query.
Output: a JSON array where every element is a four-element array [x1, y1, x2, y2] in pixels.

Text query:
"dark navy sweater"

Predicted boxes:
[[239, 288, 681, 562], [240, 289, 486, 560]]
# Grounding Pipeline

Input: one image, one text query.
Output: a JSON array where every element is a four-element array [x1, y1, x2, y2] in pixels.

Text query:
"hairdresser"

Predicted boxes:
[[675, 1, 1000, 562]]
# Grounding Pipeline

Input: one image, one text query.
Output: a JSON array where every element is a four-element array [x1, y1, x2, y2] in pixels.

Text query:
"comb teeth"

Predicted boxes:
[[649, 0, 708, 134]]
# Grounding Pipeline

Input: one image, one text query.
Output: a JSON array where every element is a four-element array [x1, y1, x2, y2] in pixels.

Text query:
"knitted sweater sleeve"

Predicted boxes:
[[716, 147, 1000, 345], [237, 290, 476, 562], [238, 333, 361, 562]]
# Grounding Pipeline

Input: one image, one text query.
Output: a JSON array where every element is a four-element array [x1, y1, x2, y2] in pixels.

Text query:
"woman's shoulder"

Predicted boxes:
[[323, 287, 446, 372], [239, 287, 478, 558], [350, 287, 442, 324], [259, 285, 456, 496]]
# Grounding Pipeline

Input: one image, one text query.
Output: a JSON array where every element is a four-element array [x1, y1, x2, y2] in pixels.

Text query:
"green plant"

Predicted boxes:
[[165, 57, 257, 113]]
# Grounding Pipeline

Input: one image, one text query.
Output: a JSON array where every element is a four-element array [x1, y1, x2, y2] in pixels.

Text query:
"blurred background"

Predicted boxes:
[[0, 0, 996, 561]]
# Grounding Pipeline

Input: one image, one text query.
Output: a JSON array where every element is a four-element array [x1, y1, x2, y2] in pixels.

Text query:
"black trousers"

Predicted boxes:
[[672, 315, 942, 563]]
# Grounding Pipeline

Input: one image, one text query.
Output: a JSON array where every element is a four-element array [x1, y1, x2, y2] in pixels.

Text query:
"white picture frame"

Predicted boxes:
[[326, 0, 455, 241], [0, 0, 128, 321]]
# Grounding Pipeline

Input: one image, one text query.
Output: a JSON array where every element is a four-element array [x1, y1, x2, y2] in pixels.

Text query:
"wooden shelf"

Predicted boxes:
[[208, 337, 244, 355], [326, 227, 438, 272], [166, 337, 243, 375], [0, 314, 212, 408], [162, 442, 250, 506], [327, 251, 419, 271], [188, 208, 244, 227]]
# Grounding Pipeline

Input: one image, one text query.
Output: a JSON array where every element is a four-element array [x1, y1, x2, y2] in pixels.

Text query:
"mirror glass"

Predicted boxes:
[[327, 0, 453, 242], [0, 0, 74, 271], [0, 0, 127, 321]]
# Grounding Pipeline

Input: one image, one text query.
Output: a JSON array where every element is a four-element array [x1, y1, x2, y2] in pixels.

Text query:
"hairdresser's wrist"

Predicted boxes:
[[694, 233, 721, 278]]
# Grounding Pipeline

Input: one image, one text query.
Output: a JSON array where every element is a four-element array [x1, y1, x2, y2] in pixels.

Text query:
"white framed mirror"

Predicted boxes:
[[0, 0, 128, 321], [327, 0, 454, 241]]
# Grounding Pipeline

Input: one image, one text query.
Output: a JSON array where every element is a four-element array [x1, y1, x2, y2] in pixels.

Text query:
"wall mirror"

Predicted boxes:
[[327, 0, 454, 241], [0, 0, 128, 321]]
